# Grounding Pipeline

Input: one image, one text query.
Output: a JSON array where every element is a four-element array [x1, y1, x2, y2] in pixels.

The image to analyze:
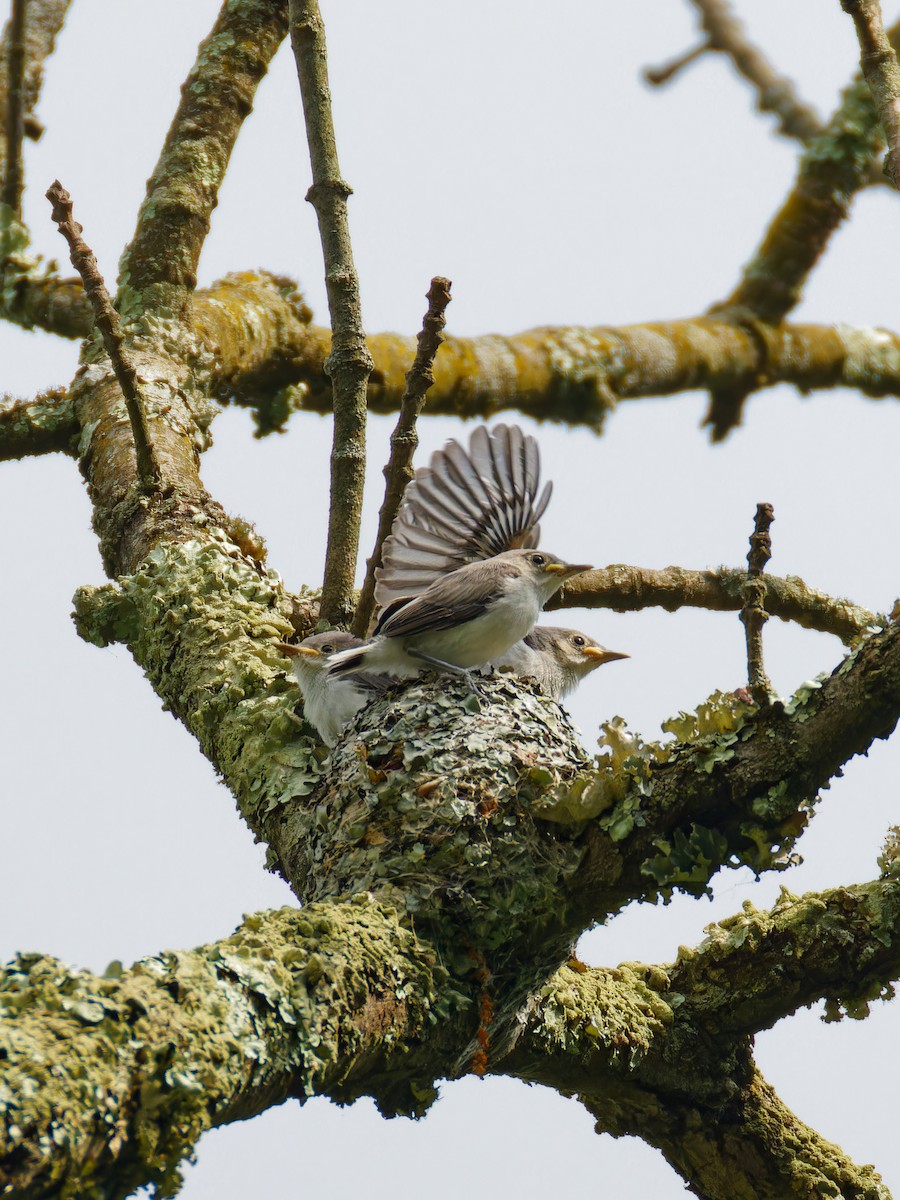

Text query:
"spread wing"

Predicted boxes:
[[374, 558, 512, 641], [373, 423, 552, 614]]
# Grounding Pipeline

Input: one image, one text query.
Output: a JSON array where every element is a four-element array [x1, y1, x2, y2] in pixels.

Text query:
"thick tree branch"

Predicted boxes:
[[0, 385, 74, 459], [117, 0, 288, 323], [557, 619, 900, 931], [551, 563, 880, 646], [0, 901, 470, 1199], [9, 257, 900, 428], [290, 0, 373, 626], [668, 877, 900, 1038], [353, 276, 451, 636], [842, 0, 900, 187]]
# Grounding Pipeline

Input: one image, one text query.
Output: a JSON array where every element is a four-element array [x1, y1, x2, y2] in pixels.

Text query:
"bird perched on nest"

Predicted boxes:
[[365, 422, 626, 698], [275, 631, 389, 746], [328, 548, 592, 681]]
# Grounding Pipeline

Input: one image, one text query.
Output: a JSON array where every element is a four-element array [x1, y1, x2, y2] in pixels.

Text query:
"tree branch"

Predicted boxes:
[[353, 276, 451, 636], [0, 0, 68, 188], [668, 877, 900, 1038], [842, 0, 900, 187], [550, 563, 880, 646], [0, 384, 74, 459], [719, 64, 888, 329], [501, 947, 893, 1198], [740, 502, 775, 704], [2, 0, 26, 216], [0, 901, 470, 1198], [117, 0, 288, 323], [289, 0, 373, 627], [690, 0, 826, 144], [557, 619, 900, 931], [47, 180, 162, 490]]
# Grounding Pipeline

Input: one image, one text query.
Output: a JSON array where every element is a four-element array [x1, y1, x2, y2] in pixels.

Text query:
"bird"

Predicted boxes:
[[493, 626, 628, 699], [370, 423, 626, 695], [329, 548, 592, 680], [275, 631, 389, 746], [374, 423, 552, 613]]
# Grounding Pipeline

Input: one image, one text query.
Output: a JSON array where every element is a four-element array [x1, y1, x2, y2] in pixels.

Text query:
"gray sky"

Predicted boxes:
[[2, 1, 899, 1196]]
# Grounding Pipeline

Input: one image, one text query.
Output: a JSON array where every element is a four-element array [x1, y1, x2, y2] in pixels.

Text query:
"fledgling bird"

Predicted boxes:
[[276, 631, 388, 746], [493, 626, 629, 699], [374, 423, 552, 613], [370, 423, 626, 697], [329, 548, 592, 680]]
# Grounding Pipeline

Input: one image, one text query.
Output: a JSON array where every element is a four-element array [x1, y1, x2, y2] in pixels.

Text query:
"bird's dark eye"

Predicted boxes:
[[573, 636, 585, 647], [322, 643, 334, 654], [530, 553, 545, 566]]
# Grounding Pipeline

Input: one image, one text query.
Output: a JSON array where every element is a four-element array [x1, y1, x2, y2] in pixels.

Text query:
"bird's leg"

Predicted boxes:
[[407, 648, 482, 696]]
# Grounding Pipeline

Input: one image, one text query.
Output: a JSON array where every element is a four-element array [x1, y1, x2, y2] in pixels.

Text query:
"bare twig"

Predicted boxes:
[[352, 276, 452, 637], [46, 181, 161, 490], [2, 0, 26, 214], [643, 40, 711, 87], [289, 0, 373, 627], [740, 503, 775, 705], [842, 0, 900, 188], [691, 0, 824, 143]]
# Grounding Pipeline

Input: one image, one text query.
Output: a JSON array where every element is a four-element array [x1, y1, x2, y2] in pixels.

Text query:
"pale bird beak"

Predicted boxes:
[[275, 642, 320, 658], [582, 647, 629, 665], [545, 562, 593, 578]]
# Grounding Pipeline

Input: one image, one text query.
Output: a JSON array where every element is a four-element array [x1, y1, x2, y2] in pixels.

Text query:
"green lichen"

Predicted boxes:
[[298, 673, 590, 960], [532, 962, 673, 1070], [0, 900, 457, 1196]]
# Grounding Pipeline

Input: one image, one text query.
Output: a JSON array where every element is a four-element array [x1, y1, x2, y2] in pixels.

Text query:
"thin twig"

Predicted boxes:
[[45, 180, 161, 490], [352, 276, 452, 637], [643, 40, 711, 87], [689, 0, 824, 143], [740, 503, 775, 705], [841, 0, 900, 188], [3, 0, 26, 214], [289, 0, 373, 627]]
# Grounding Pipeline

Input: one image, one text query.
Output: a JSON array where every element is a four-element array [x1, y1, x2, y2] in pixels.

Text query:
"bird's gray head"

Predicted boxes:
[[498, 548, 593, 598], [275, 630, 363, 674], [526, 625, 629, 676]]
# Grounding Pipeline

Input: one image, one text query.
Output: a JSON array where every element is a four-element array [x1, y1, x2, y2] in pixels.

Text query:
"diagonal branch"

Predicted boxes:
[[667, 877, 900, 1038], [556, 619, 900, 931], [646, 0, 825, 147], [353, 276, 451, 636], [117, 0, 288, 324], [47, 180, 162, 489], [842, 0, 900, 187], [289, 0, 373, 627]]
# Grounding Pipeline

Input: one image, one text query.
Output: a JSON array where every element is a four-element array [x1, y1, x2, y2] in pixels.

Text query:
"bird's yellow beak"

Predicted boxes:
[[582, 647, 629, 664], [275, 642, 320, 658], [545, 562, 593, 577]]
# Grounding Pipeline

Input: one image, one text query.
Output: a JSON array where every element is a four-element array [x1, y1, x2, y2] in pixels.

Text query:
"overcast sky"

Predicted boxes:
[[2, 2, 900, 1196]]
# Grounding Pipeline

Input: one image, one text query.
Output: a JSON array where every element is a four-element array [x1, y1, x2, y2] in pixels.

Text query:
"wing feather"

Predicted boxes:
[[374, 423, 550, 613]]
